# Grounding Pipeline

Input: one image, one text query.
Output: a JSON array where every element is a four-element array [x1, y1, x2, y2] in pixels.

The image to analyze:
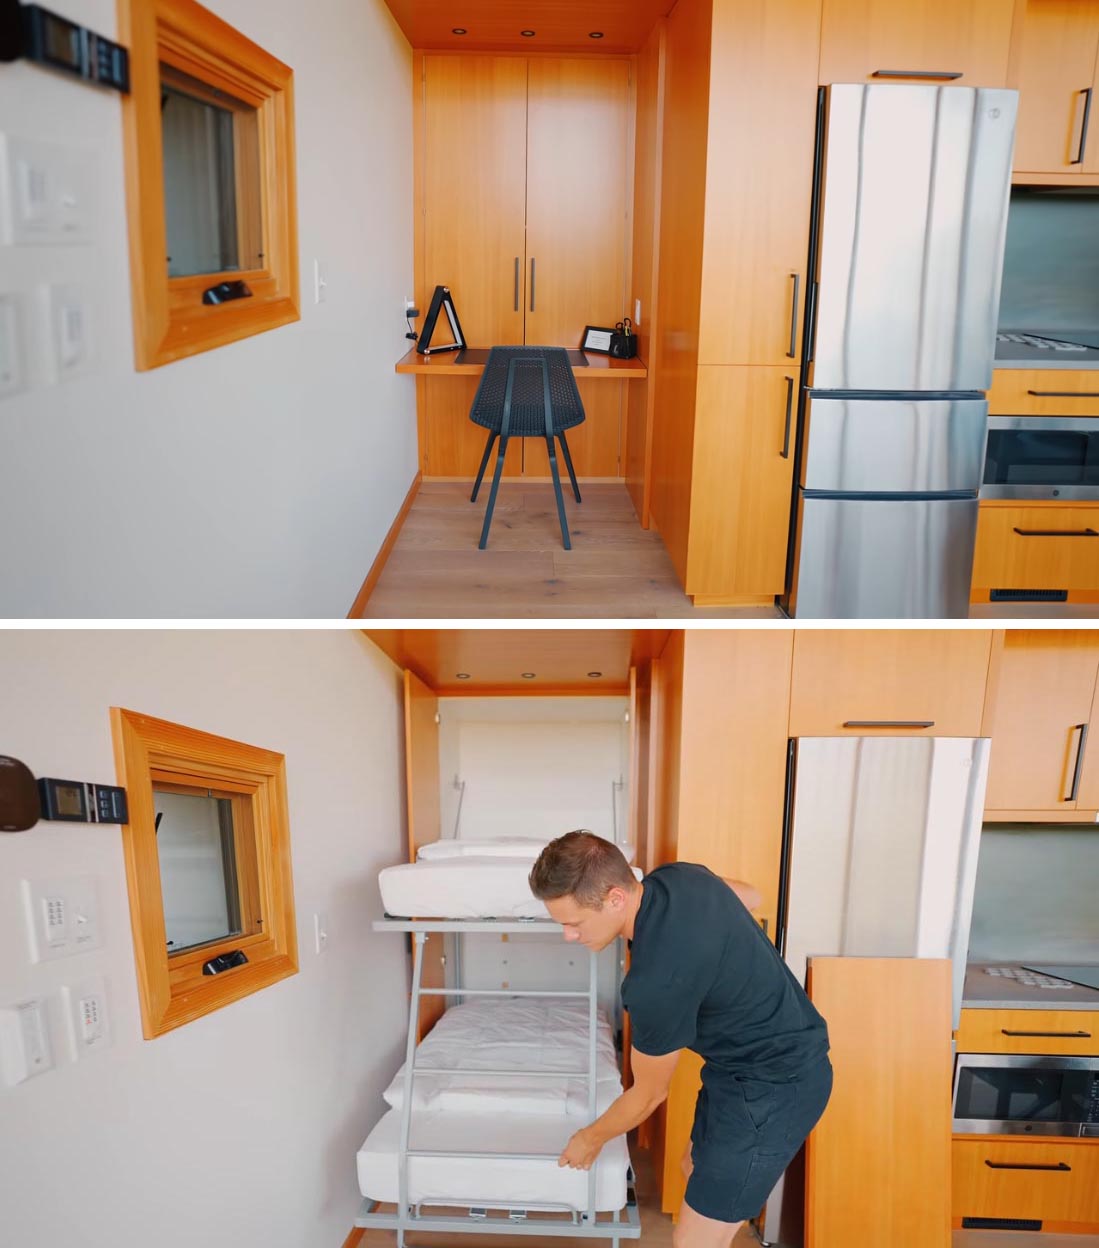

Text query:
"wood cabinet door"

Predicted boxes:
[[423, 55, 528, 346], [422, 375, 523, 478], [1077, 663, 1099, 809], [525, 58, 632, 348], [983, 630, 1099, 812], [1012, 0, 1099, 174], [788, 630, 994, 737], [818, 0, 1015, 87], [685, 365, 799, 599], [697, 0, 821, 366]]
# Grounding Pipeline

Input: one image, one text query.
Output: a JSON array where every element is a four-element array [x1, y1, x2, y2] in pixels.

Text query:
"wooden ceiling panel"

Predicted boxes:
[[363, 628, 670, 693], [383, 1, 673, 54]]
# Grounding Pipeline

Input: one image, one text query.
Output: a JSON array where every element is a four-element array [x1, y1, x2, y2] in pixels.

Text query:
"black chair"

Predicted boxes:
[[469, 346, 585, 550]]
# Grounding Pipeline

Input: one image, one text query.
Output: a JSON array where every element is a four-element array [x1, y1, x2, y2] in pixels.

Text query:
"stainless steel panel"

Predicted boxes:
[[790, 495, 979, 618], [801, 396, 988, 492], [981, 415, 1099, 499], [812, 85, 1017, 392]]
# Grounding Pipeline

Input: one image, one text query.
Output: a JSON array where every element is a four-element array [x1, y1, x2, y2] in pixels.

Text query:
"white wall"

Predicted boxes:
[[0, 0, 417, 617], [0, 630, 411, 1247]]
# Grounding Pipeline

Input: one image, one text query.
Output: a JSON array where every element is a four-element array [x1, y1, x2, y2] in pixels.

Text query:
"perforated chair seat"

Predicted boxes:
[[468, 346, 587, 550]]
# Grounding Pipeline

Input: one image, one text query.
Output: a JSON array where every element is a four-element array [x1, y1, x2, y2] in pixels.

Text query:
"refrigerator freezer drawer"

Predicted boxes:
[[811, 85, 1016, 392], [801, 396, 989, 493], [790, 495, 979, 618]]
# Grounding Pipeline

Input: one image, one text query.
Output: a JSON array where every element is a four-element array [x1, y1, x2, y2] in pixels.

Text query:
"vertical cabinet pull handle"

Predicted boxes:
[[781, 375, 794, 459], [530, 258, 536, 312], [787, 273, 800, 358], [514, 258, 519, 312], [1066, 722, 1089, 803], [1073, 88, 1094, 166]]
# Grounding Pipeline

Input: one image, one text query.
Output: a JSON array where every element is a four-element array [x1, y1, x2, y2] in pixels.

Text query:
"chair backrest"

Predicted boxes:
[[469, 346, 586, 437]]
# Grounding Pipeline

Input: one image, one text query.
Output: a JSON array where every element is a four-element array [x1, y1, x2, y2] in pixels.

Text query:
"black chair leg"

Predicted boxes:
[[478, 435, 509, 549], [557, 431, 581, 503], [546, 435, 571, 551], [471, 431, 497, 502]]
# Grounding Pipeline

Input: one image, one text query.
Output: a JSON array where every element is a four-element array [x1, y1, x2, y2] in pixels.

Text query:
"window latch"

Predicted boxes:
[[202, 949, 249, 975]]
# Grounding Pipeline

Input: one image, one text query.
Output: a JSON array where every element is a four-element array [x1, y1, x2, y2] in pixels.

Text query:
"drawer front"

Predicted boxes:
[[952, 1138, 1099, 1224], [957, 1009, 1099, 1056], [989, 372, 1099, 417], [972, 504, 1099, 593]]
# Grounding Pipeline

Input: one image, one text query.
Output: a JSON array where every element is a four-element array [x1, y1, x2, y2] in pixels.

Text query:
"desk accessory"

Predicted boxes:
[[416, 285, 466, 354], [581, 325, 615, 354]]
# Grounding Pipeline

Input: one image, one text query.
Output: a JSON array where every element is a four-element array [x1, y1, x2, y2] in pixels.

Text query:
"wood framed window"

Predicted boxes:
[[118, 0, 299, 370], [110, 708, 298, 1038]]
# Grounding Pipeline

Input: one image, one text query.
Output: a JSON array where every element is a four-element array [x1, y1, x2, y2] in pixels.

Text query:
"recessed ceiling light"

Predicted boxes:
[[452, 28, 467, 35], [589, 31, 604, 38], [587, 671, 603, 678], [521, 672, 536, 679], [520, 30, 536, 37], [456, 672, 471, 679]]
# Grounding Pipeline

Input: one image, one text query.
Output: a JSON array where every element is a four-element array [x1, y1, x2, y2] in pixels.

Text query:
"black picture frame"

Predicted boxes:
[[580, 325, 616, 355]]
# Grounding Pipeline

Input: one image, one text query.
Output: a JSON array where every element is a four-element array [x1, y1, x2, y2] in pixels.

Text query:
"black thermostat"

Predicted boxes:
[[38, 777, 128, 824], [0, 3, 130, 93]]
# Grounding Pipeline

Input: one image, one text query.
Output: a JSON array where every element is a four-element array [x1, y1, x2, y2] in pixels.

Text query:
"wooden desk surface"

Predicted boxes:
[[395, 348, 647, 380]]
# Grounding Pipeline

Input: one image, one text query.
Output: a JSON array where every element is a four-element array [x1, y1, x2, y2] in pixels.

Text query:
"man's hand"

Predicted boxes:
[[558, 1126, 603, 1170]]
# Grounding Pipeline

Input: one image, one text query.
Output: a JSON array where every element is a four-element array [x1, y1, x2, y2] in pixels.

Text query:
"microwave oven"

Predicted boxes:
[[981, 416, 1099, 499], [953, 1053, 1099, 1136]]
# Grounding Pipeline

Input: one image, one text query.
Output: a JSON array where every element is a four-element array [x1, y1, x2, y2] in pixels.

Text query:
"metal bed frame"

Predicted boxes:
[[355, 917, 641, 1247]]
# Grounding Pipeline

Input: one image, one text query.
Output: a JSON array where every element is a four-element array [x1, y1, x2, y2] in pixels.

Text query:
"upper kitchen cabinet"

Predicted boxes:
[[817, 0, 1016, 87], [788, 630, 994, 736], [696, 0, 820, 367], [983, 630, 1099, 814], [1010, 0, 1099, 177]]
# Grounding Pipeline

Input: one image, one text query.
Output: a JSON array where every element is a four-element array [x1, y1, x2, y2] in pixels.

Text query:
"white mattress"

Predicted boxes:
[[417, 837, 636, 863], [359, 1000, 629, 1211], [380, 856, 643, 920]]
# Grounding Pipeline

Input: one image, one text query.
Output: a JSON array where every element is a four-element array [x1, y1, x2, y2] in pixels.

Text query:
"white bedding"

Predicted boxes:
[[380, 856, 643, 920], [417, 836, 636, 863], [358, 1000, 630, 1211]]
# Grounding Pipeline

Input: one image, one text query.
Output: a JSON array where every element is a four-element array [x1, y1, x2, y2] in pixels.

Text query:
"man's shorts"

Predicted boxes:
[[685, 1055, 833, 1225]]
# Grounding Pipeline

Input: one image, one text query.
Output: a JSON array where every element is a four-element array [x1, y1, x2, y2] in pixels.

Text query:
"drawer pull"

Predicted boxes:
[[842, 720, 935, 729], [1073, 87, 1094, 166], [1001, 1029, 1092, 1038], [787, 273, 800, 359], [782, 375, 794, 459], [1067, 722, 1089, 803], [1012, 528, 1098, 538], [1026, 390, 1099, 397], [984, 1161, 1071, 1172], [872, 69, 963, 80]]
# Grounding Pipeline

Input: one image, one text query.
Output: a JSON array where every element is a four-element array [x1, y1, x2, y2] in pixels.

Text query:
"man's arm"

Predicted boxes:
[[559, 1048, 681, 1169], [723, 877, 762, 911]]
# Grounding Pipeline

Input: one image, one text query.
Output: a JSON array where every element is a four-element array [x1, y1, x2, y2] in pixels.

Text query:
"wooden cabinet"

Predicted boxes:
[[1011, 0, 1099, 176], [983, 630, 1099, 814], [788, 630, 993, 737], [956, 1008, 1099, 1056], [988, 369, 1099, 415], [817, 0, 1015, 87], [971, 503, 1099, 601], [952, 1138, 1099, 1230]]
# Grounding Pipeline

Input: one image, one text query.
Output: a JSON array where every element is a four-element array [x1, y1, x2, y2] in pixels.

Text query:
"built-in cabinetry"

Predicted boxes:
[[956, 1007, 1099, 1055], [982, 630, 1099, 816]]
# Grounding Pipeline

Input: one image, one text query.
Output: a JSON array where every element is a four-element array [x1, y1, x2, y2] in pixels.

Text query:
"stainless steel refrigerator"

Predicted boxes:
[[758, 735, 991, 1248], [785, 84, 1018, 618]]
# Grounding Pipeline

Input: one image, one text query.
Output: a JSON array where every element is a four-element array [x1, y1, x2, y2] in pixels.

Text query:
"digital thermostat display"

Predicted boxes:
[[53, 783, 84, 817]]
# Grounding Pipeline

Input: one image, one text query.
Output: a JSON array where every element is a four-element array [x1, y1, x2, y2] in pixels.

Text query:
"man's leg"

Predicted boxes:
[[672, 1201, 743, 1248]]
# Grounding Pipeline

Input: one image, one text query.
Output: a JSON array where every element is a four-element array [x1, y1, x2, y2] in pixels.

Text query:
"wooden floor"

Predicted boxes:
[[359, 483, 784, 619]]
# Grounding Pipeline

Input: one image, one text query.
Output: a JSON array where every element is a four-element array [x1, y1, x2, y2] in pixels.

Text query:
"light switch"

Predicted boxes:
[[62, 977, 111, 1059], [0, 296, 23, 399], [0, 136, 95, 246], [22, 877, 103, 963], [313, 259, 327, 304], [0, 998, 54, 1086], [46, 285, 92, 380], [313, 911, 329, 954]]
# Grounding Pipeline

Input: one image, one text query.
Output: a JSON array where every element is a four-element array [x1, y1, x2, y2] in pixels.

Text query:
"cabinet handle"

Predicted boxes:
[[1073, 87, 1094, 166], [1001, 1028, 1092, 1038], [1066, 722, 1089, 804], [1013, 528, 1098, 538], [787, 273, 800, 359], [514, 257, 519, 313], [984, 1160, 1071, 1172], [842, 720, 935, 729], [781, 375, 794, 459], [872, 69, 963, 80], [1027, 389, 1099, 397], [530, 258, 536, 312]]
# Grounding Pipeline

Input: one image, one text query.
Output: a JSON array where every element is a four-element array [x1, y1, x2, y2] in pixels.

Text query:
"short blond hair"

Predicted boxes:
[[529, 831, 636, 908]]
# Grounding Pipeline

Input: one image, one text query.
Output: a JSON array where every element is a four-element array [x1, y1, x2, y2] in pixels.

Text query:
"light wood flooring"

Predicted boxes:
[[359, 482, 784, 619]]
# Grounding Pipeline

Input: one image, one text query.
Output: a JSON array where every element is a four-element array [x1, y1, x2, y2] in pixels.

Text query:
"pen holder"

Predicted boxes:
[[609, 330, 638, 359]]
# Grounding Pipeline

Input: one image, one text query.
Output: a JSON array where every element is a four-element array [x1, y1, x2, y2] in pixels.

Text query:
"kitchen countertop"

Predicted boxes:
[[964, 963, 1099, 1010]]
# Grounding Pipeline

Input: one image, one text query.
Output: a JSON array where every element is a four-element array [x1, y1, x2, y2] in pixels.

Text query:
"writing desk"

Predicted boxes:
[[395, 347, 647, 380]]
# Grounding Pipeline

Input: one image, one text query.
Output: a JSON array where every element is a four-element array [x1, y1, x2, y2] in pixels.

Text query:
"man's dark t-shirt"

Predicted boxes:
[[621, 862, 829, 1080]]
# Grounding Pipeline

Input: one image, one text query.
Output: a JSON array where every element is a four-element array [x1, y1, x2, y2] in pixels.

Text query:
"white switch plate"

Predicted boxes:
[[0, 135, 95, 246], [313, 912, 328, 954], [313, 259, 327, 304], [0, 998, 54, 1086], [0, 295, 24, 399], [44, 284, 92, 380], [634, 299, 641, 326], [61, 976, 111, 1059], [22, 876, 103, 963]]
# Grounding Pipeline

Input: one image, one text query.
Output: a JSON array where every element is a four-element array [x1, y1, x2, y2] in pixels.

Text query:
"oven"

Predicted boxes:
[[953, 1053, 1099, 1137], [981, 416, 1099, 500]]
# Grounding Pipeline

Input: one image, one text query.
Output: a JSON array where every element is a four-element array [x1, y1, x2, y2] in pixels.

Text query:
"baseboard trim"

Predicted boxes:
[[691, 594, 776, 607], [971, 589, 1099, 604], [347, 472, 422, 618]]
